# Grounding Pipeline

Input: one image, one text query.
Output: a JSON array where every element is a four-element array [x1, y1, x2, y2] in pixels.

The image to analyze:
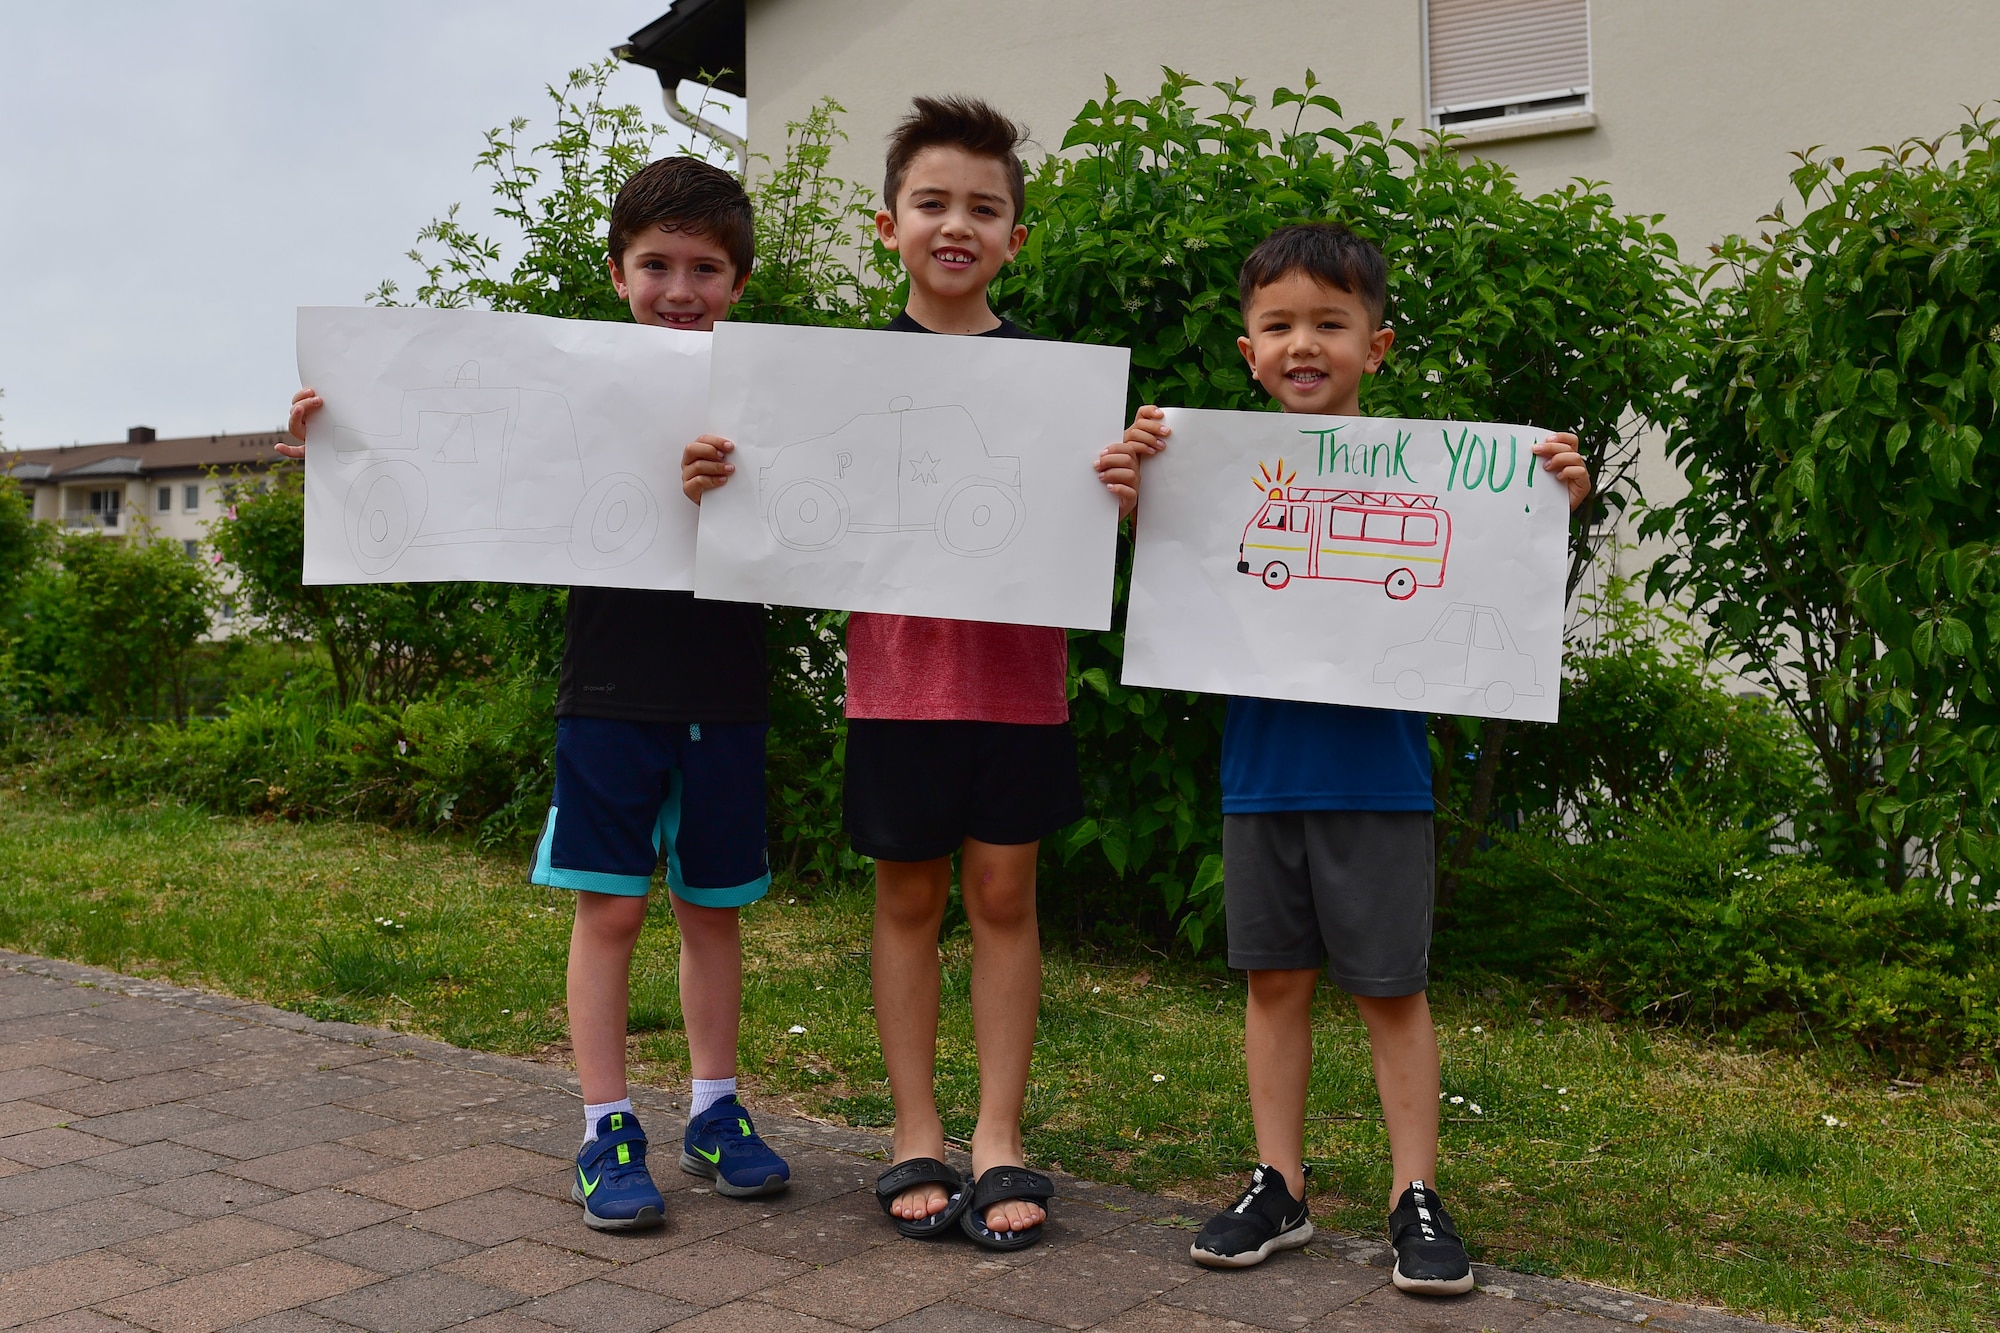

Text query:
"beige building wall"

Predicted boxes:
[[741, 0, 1999, 590], [745, 0, 2000, 265]]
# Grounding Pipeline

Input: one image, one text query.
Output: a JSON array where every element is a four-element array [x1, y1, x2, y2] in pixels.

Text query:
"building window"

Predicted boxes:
[[184, 484, 200, 511], [157, 486, 173, 513], [89, 489, 123, 526], [183, 539, 200, 559], [1426, 0, 1590, 131]]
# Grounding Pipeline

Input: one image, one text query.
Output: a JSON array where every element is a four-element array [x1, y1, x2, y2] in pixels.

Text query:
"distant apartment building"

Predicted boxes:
[[3, 426, 292, 629]]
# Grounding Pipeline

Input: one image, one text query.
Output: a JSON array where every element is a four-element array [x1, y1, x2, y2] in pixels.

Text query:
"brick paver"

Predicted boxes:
[[0, 952, 1791, 1332]]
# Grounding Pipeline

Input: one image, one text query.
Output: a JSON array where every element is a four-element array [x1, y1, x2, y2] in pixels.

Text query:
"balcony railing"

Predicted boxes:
[[62, 513, 122, 529]]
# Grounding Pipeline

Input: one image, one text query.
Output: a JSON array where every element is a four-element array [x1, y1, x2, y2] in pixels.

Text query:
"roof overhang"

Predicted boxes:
[[64, 457, 146, 477], [615, 0, 745, 97]]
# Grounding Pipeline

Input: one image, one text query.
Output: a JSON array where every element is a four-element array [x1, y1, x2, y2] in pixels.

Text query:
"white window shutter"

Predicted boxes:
[[1427, 0, 1590, 121]]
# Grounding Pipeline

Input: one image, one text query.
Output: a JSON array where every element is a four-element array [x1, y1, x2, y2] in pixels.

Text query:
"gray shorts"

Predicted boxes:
[[1222, 810, 1434, 995]]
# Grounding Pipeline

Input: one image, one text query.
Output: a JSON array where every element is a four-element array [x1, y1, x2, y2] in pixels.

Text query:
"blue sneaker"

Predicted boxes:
[[572, 1111, 665, 1230], [680, 1095, 790, 1197]]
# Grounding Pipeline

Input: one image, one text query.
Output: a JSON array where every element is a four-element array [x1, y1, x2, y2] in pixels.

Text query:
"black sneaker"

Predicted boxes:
[[1389, 1180, 1474, 1294], [1190, 1163, 1314, 1268]]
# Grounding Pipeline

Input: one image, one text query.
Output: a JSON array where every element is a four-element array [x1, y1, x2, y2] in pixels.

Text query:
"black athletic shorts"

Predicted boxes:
[[844, 719, 1085, 862]]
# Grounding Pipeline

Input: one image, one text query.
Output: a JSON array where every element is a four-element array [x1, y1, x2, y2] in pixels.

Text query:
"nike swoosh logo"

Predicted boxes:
[[578, 1167, 600, 1197], [695, 1144, 722, 1164]]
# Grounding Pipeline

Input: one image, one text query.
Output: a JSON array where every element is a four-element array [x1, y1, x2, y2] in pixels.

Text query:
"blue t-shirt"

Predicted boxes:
[[1220, 697, 1433, 814]]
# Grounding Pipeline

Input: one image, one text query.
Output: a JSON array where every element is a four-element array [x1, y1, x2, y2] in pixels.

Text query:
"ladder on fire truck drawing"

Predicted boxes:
[[1237, 482, 1452, 598]]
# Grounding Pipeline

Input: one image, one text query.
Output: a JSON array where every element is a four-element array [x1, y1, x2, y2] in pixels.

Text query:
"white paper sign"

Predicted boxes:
[[298, 306, 708, 589], [1122, 408, 1567, 721], [691, 322, 1129, 630]]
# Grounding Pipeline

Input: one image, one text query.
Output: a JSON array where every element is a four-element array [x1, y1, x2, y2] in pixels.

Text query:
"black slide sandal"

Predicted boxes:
[[875, 1157, 972, 1239], [960, 1165, 1055, 1251]]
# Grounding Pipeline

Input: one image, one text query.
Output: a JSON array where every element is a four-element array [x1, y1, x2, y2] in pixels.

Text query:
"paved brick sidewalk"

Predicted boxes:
[[0, 952, 1782, 1332]]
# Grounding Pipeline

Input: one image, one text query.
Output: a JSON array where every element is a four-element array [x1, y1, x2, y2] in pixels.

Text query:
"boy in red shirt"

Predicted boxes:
[[696, 95, 1126, 1250]]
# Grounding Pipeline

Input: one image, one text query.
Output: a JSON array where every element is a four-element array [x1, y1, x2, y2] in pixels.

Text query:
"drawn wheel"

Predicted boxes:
[[937, 478, 1024, 556], [344, 462, 425, 576], [1261, 562, 1290, 590], [1385, 568, 1418, 600], [769, 479, 849, 551], [570, 473, 658, 570], [1395, 670, 1425, 701], [1485, 681, 1516, 713]]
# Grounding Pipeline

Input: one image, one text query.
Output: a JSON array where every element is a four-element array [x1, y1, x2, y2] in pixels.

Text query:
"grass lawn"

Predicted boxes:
[[1, 788, 1994, 1329]]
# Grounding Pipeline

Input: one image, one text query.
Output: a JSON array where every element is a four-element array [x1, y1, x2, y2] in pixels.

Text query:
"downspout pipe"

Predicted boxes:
[[662, 80, 748, 178]]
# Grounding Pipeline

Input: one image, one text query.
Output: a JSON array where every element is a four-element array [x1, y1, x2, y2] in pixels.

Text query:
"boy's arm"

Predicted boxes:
[[1094, 405, 1170, 519], [682, 434, 735, 504], [1533, 432, 1591, 512], [275, 386, 320, 459]]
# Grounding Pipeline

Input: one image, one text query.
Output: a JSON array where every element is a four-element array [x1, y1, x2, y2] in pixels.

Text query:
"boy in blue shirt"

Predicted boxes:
[[285, 156, 790, 1232], [1101, 223, 1591, 1291]]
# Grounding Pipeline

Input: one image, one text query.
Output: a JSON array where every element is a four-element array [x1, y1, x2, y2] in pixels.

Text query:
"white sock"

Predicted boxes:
[[583, 1097, 634, 1141], [691, 1077, 737, 1118]]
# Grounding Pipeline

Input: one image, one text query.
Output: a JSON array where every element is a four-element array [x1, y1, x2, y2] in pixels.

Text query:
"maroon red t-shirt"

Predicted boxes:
[[842, 311, 1070, 725], [845, 612, 1069, 723]]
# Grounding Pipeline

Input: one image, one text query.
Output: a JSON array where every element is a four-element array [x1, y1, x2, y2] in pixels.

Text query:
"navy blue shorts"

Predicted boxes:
[[530, 716, 771, 907]]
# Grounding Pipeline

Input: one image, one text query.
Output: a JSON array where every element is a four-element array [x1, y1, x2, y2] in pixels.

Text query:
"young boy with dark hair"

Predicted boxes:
[[285, 155, 790, 1232], [694, 94, 1127, 1251], [1101, 222, 1591, 1291]]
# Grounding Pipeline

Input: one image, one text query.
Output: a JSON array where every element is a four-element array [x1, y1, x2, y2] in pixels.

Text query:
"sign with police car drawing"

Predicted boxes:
[[1122, 407, 1567, 722], [298, 306, 709, 590], [693, 321, 1130, 630]]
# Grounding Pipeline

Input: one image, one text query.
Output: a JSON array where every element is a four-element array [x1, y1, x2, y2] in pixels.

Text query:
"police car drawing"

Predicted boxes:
[[1372, 602, 1545, 714], [330, 361, 657, 576], [758, 397, 1025, 557]]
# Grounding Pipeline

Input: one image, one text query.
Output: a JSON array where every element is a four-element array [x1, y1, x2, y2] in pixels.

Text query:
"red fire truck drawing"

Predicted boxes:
[[1237, 485, 1452, 599]]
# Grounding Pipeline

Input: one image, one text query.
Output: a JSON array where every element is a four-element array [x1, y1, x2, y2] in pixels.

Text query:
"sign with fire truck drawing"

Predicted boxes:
[[1123, 408, 1566, 722], [694, 321, 1129, 630]]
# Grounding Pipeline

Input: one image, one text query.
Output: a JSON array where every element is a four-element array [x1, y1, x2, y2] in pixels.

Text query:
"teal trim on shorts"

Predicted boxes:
[[529, 806, 652, 897], [652, 769, 771, 908], [668, 875, 772, 909]]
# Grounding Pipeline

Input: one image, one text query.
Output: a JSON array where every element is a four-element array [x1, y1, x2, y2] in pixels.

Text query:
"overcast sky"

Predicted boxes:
[[0, 1, 743, 451]]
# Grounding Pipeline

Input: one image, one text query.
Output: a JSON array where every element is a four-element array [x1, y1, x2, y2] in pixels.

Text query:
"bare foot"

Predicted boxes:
[[890, 1122, 953, 1222], [971, 1133, 1045, 1233], [980, 1191, 1045, 1233]]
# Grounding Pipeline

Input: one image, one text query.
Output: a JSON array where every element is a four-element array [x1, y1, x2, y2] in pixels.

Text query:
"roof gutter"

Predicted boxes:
[[614, 0, 748, 177]]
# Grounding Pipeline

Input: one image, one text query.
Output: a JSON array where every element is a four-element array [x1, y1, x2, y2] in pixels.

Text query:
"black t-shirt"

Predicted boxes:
[[554, 588, 767, 723], [885, 311, 1035, 340]]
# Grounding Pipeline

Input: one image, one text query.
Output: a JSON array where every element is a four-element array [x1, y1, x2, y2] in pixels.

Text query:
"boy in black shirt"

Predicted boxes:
[[284, 156, 789, 1230]]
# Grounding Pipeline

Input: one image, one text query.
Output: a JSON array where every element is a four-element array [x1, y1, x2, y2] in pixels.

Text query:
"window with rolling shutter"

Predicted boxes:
[[1425, 0, 1591, 129]]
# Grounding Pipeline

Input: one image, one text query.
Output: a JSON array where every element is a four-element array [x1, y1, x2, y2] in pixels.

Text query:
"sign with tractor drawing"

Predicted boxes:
[[694, 321, 1129, 630], [298, 307, 709, 590], [1123, 408, 1567, 722]]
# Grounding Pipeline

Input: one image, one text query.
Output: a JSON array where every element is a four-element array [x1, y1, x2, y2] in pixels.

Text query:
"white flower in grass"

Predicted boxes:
[[1152, 1073, 1166, 1083], [1092, 986, 1101, 994], [1449, 1095, 1464, 1105], [1557, 1087, 1568, 1095], [1821, 1114, 1841, 1127], [787, 1025, 807, 1035], [1470, 1104, 1483, 1115], [1471, 1026, 1483, 1033]]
